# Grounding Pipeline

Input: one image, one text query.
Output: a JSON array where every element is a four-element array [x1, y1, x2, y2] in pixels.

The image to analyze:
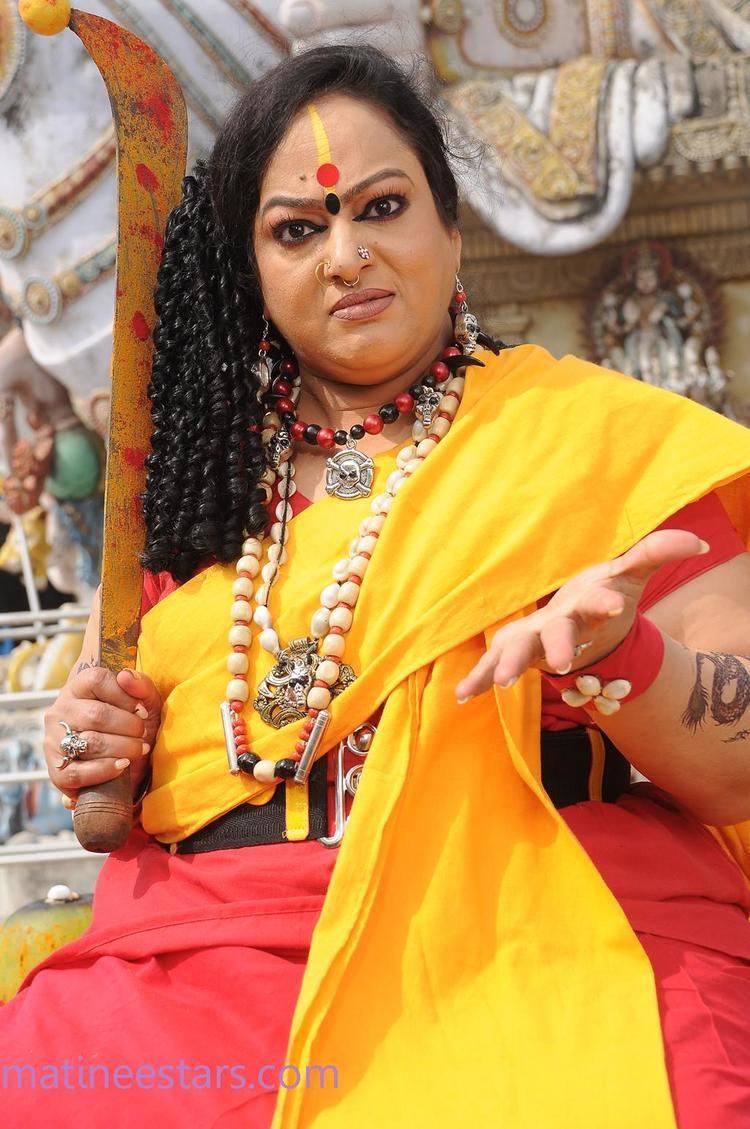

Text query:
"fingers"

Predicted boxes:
[[456, 627, 544, 701], [51, 756, 134, 793], [613, 530, 709, 583], [116, 669, 161, 718]]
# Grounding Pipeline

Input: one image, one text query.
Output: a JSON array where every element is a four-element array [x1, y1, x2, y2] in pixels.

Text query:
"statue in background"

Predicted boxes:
[[586, 241, 735, 417], [0, 327, 103, 600]]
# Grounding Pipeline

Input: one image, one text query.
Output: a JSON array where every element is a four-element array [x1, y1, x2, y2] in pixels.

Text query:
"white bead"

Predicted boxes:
[[261, 562, 279, 585], [270, 522, 289, 545], [255, 583, 270, 606], [242, 538, 263, 558], [369, 515, 387, 533], [348, 555, 369, 578], [262, 412, 281, 429], [359, 518, 375, 536], [307, 686, 332, 710], [253, 759, 279, 784], [602, 679, 632, 701], [227, 653, 249, 675], [232, 577, 254, 599], [261, 429, 275, 445], [267, 543, 288, 565], [237, 555, 260, 578], [321, 633, 346, 658], [371, 493, 393, 514], [332, 558, 350, 582], [430, 416, 450, 439], [439, 396, 458, 419], [349, 538, 360, 557], [416, 438, 438, 458], [386, 470, 406, 495], [396, 445, 418, 468], [404, 458, 423, 475], [259, 628, 280, 655], [226, 679, 249, 702], [576, 675, 602, 697], [231, 601, 252, 623], [275, 501, 293, 523], [392, 476, 408, 494], [561, 688, 590, 708], [412, 421, 427, 442], [260, 468, 276, 486], [357, 535, 378, 556], [339, 581, 360, 606], [329, 606, 353, 631], [446, 377, 465, 395], [253, 605, 272, 628], [311, 608, 331, 637], [229, 624, 252, 647], [321, 583, 341, 609], [316, 659, 340, 686], [593, 696, 621, 716], [277, 477, 297, 499]]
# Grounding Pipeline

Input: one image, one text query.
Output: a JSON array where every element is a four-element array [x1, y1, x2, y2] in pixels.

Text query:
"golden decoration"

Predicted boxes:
[[18, 0, 71, 37], [549, 56, 608, 194]]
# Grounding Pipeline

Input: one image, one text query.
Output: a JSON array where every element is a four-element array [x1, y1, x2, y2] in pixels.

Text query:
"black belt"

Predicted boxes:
[[158, 727, 631, 855]]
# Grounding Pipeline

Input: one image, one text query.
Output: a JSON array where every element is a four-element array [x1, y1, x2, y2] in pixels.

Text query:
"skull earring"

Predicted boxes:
[[453, 276, 479, 355]]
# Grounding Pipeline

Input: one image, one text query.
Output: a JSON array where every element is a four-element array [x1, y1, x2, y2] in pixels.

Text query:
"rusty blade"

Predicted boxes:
[[70, 9, 188, 670]]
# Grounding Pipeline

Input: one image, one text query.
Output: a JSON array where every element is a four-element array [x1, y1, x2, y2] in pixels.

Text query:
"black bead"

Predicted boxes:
[[408, 384, 422, 398], [334, 429, 348, 446], [281, 412, 296, 426], [423, 375, 437, 388], [378, 403, 399, 423], [274, 759, 298, 779], [304, 424, 321, 445], [237, 752, 260, 775], [350, 423, 365, 440]]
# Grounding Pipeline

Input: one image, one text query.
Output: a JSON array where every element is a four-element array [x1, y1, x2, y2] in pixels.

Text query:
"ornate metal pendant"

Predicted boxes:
[[267, 426, 291, 470], [253, 637, 356, 729], [454, 310, 480, 354], [325, 443, 375, 499]]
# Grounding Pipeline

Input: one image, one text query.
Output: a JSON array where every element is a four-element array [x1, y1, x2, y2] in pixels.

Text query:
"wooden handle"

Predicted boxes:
[[73, 767, 133, 853]]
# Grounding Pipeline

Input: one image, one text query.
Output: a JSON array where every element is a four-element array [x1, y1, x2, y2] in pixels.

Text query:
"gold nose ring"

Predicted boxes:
[[341, 275, 360, 289], [315, 260, 331, 288]]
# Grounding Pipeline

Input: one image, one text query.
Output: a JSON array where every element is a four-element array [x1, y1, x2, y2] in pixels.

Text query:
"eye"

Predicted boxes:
[[271, 218, 324, 246], [356, 194, 407, 222]]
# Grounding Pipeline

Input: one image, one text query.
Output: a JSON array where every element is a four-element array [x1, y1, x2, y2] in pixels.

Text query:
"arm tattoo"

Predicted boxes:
[[681, 652, 750, 733]]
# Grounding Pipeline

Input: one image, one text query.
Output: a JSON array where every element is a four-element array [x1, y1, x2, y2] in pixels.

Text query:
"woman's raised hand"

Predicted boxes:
[[455, 529, 709, 702], [43, 668, 162, 806]]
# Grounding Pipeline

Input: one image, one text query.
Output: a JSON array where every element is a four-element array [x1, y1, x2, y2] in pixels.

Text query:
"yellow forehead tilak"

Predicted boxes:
[[307, 103, 341, 215]]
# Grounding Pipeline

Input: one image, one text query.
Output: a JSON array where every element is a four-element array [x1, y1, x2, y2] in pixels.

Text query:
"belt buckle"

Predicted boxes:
[[319, 722, 376, 847]]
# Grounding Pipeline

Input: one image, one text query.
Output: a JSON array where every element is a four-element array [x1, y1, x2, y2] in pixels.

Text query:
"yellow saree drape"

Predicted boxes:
[[137, 345, 750, 1128]]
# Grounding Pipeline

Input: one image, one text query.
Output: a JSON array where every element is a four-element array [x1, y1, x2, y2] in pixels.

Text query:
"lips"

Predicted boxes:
[[330, 288, 393, 314]]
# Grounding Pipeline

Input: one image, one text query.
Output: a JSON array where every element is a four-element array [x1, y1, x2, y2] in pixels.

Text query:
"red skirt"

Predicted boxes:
[[1, 788, 749, 1129]]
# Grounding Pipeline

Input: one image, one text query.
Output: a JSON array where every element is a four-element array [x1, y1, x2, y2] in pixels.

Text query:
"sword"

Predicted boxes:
[[20, 2, 188, 851]]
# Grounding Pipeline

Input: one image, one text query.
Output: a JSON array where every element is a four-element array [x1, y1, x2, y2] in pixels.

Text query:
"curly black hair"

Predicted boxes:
[[141, 44, 460, 580]]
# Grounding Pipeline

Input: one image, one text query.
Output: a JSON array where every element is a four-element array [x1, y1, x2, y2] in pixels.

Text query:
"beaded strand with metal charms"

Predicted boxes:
[[220, 370, 471, 786]]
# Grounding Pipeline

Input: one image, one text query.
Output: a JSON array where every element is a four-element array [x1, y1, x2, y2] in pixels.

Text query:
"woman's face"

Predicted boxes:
[[253, 93, 461, 387]]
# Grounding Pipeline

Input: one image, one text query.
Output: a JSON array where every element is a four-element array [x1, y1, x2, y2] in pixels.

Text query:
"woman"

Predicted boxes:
[[2, 44, 750, 1129]]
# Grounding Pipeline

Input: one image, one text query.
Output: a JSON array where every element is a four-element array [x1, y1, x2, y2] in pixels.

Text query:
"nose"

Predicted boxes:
[[324, 223, 371, 285]]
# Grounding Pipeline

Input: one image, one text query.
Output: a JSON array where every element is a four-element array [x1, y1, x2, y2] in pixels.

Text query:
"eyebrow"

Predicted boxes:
[[260, 167, 414, 217]]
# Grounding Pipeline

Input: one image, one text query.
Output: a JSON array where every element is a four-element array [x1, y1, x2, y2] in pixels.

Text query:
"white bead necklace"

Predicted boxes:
[[221, 369, 469, 786]]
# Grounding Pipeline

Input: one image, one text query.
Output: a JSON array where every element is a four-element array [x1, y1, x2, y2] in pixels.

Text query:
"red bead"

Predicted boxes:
[[230, 700, 245, 713], [455, 291, 466, 304], [259, 340, 270, 352], [295, 741, 307, 755], [308, 709, 320, 718], [430, 361, 449, 382], [317, 427, 336, 450], [395, 392, 414, 413], [328, 625, 344, 635], [235, 743, 249, 754], [281, 358, 298, 375], [290, 420, 307, 441], [248, 424, 260, 433], [347, 575, 362, 586], [302, 722, 314, 736], [272, 378, 292, 396], [427, 434, 441, 443], [442, 346, 461, 357], [233, 644, 246, 652], [275, 397, 296, 416], [363, 413, 384, 435]]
